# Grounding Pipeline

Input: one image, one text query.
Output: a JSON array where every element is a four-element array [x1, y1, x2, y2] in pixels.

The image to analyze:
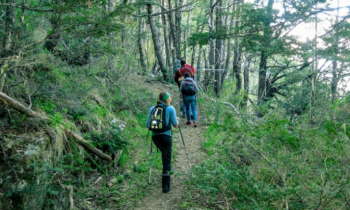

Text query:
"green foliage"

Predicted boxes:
[[91, 125, 128, 154], [186, 108, 350, 209]]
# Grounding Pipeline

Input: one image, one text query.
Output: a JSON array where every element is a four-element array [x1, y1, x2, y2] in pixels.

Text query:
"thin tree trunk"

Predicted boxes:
[[146, 3, 168, 81], [2, 0, 14, 55], [205, 0, 215, 91], [0, 0, 14, 92], [162, 0, 171, 78], [331, 0, 339, 103], [214, 0, 223, 96], [257, 0, 274, 109], [203, 49, 210, 92], [232, 2, 242, 95], [175, 0, 183, 58], [184, 10, 192, 59], [167, 0, 177, 61], [310, 3, 318, 124], [222, 3, 235, 85], [196, 47, 203, 82], [241, 55, 252, 109], [137, 8, 147, 73]]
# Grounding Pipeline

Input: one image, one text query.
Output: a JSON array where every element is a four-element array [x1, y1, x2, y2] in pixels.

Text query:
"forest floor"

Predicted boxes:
[[133, 76, 208, 210]]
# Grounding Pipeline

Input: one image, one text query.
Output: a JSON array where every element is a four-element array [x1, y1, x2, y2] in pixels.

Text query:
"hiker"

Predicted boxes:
[[174, 59, 194, 118], [181, 57, 195, 77], [146, 92, 180, 193], [180, 72, 199, 127]]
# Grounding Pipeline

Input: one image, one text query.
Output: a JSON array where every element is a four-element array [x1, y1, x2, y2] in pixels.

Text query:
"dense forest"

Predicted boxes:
[[1, 0, 350, 209]]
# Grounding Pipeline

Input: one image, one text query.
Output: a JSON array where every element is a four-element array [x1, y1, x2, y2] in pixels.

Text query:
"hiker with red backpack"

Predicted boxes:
[[180, 72, 199, 127], [146, 92, 180, 193]]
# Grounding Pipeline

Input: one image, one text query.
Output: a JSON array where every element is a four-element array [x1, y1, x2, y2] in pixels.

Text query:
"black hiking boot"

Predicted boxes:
[[162, 174, 171, 193]]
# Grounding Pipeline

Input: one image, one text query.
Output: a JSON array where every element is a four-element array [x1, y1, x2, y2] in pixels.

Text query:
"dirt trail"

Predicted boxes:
[[134, 78, 207, 210]]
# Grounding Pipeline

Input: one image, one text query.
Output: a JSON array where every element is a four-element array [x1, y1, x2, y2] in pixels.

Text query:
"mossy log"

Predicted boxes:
[[0, 91, 112, 162]]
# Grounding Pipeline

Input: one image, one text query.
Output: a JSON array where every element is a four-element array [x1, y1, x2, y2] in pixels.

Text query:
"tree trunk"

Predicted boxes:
[[0, 91, 112, 162], [205, 0, 215, 91], [0, 0, 14, 90], [196, 47, 203, 82], [2, 0, 14, 56], [184, 10, 192, 59], [137, 8, 147, 73], [233, 47, 242, 95], [241, 55, 252, 109], [175, 0, 183, 58], [44, 15, 61, 52], [257, 0, 274, 109], [310, 3, 318, 124], [161, 0, 172, 80], [331, 0, 340, 104], [222, 3, 235, 86], [0, 67, 6, 92], [146, 3, 168, 81], [203, 49, 210, 92], [232, 2, 242, 95], [167, 0, 177, 61], [214, 0, 223, 96]]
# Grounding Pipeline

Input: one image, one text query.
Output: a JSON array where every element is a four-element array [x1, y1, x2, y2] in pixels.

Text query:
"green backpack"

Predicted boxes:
[[148, 105, 171, 132]]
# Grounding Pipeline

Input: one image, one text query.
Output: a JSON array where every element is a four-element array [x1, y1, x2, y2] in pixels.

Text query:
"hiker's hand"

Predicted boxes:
[[175, 117, 180, 128]]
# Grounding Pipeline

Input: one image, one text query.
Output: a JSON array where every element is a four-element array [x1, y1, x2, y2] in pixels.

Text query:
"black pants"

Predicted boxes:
[[152, 134, 172, 192]]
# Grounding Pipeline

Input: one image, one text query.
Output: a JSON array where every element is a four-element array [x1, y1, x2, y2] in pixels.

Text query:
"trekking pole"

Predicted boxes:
[[148, 138, 153, 185], [178, 126, 192, 168], [145, 130, 153, 185]]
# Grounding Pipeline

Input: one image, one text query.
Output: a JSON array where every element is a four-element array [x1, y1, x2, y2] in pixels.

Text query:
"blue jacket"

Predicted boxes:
[[146, 103, 178, 136]]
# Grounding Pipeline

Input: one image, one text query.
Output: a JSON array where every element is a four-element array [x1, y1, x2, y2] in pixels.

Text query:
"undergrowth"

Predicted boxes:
[[181, 86, 350, 210]]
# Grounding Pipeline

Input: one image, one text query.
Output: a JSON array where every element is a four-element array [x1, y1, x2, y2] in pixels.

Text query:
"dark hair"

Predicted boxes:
[[184, 72, 190, 78], [158, 92, 171, 105], [159, 92, 167, 101], [180, 58, 186, 65]]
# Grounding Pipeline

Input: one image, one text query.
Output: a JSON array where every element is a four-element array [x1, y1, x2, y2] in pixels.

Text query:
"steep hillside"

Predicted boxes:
[[0, 71, 209, 210]]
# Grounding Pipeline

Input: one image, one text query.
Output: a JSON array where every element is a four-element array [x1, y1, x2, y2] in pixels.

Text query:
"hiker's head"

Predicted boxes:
[[184, 72, 190, 78], [158, 92, 171, 105], [180, 58, 186, 65]]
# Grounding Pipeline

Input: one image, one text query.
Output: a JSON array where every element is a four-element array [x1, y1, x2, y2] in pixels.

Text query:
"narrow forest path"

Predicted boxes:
[[134, 78, 208, 210]]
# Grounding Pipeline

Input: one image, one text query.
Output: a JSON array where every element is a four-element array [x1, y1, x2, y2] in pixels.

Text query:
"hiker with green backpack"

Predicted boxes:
[[146, 92, 180, 193]]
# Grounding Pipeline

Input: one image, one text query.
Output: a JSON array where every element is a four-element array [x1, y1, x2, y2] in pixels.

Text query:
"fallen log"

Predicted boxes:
[[0, 91, 47, 120], [0, 91, 112, 162], [63, 127, 112, 162]]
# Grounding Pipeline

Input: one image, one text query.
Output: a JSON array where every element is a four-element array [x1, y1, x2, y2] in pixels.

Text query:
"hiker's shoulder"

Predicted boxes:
[[181, 66, 191, 70], [166, 105, 176, 112]]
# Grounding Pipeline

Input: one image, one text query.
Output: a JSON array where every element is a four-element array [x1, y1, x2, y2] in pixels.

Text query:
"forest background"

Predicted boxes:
[[1, 0, 350, 209]]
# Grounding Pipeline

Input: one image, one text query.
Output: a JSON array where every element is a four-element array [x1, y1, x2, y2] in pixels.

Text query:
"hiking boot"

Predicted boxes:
[[193, 122, 198, 127], [163, 187, 171, 193], [186, 121, 191, 125], [162, 175, 171, 193]]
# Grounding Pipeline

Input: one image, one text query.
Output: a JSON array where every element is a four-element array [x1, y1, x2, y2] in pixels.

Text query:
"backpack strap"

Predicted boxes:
[[178, 68, 182, 77], [157, 103, 170, 127]]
